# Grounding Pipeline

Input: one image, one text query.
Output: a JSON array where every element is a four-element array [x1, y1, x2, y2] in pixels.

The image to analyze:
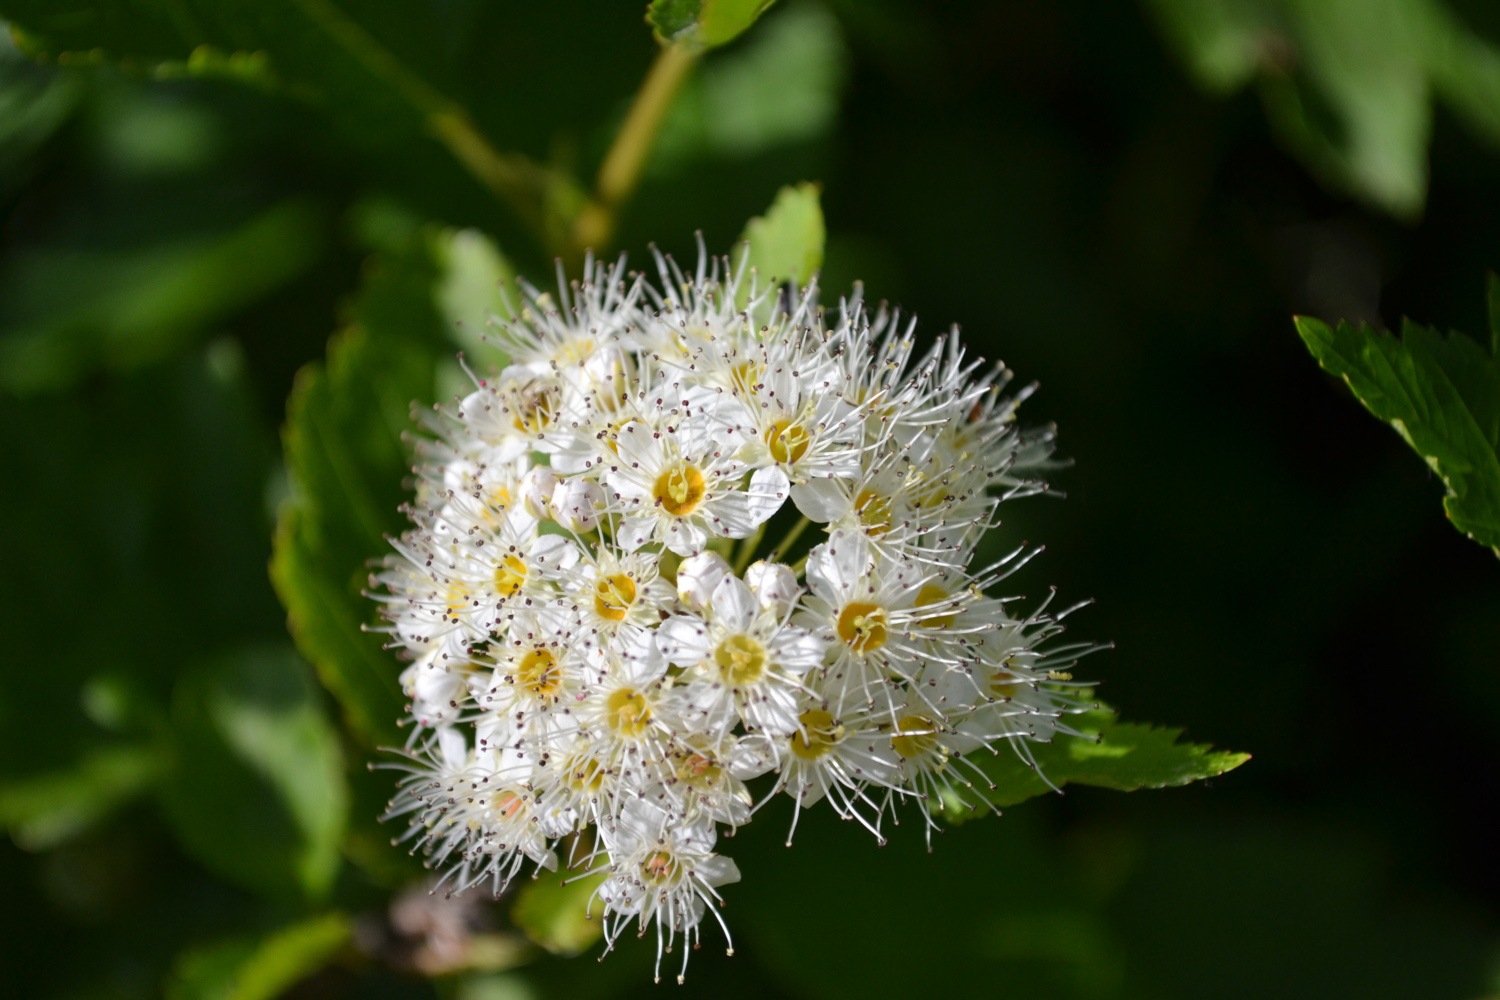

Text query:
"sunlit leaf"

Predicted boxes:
[[941, 709, 1250, 822], [431, 226, 517, 375], [648, 0, 779, 50], [165, 912, 351, 1000], [733, 182, 824, 310], [1297, 313, 1500, 554], [511, 866, 607, 957], [0, 744, 162, 850]]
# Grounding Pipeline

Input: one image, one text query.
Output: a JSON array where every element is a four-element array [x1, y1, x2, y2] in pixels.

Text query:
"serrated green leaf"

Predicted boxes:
[[271, 234, 448, 748], [734, 182, 824, 310], [165, 912, 351, 1000], [648, 0, 779, 50], [511, 866, 607, 956], [0, 744, 162, 850], [159, 646, 347, 900], [1296, 314, 1500, 554], [941, 709, 1249, 823]]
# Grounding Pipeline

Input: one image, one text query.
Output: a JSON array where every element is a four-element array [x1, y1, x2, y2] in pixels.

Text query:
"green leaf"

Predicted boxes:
[[648, 0, 780, 50], [0, 744, 162, 850], [271, 230, 448, 748], [733, 182, 825, 310], [511, 866, 607, 956], [1141, 0, 1500, 218], [158, 646, 347, 900], [165, 912, 351, 1000], [941, 709, 1250, 822], [1296, 314, 1500, 554]]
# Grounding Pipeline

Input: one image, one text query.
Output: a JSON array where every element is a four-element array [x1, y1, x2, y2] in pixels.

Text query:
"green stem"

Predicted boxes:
[[732, 522, 768, 575], [571, 43, 697, 254], [291, 0, 555, 238], [765, 516, 812, 564]]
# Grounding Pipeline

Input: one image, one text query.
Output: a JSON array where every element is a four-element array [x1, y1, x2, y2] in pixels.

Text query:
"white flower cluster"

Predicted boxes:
[[374, 249, 1099, 982]]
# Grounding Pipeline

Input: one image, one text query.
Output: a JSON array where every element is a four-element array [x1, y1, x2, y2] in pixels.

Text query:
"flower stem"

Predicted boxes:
[[765, 516, 812, 565], [732, 522, 768, 575], [571, 43, 697, 255]]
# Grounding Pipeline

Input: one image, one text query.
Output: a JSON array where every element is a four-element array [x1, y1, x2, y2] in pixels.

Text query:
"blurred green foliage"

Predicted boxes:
[[2, 1, 1499, 999]]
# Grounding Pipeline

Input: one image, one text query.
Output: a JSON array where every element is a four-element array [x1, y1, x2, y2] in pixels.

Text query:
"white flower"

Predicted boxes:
[[603, 417, 788, 556], [374, 242, 1096, 983], [657, 574, 825, 736]]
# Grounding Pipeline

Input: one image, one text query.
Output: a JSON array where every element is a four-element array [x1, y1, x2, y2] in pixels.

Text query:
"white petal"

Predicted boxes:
[[694, 854, 741, 888], [618, 515, 655, 552], [437, 726, 468, 770], [664, 518, 708, 556], [805, 529, 871, 603], [790, 477, 847, 523], [710, 574, 757, 632], [770, 628, 826, 674], [656, 614, 714, 667], [744, 561, 799, 618], [746, 466, 790, 525], [677, 551, 732, 612]]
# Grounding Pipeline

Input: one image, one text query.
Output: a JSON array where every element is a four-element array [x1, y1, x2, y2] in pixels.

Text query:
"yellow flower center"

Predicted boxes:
[[789, 709, 845, 760], [764, 419, 811, 464], [673, 751, 723, 790], [492, 790, 526, 819], [730, 361, 762, 396], [891, 715, 939, 759], [714, 633, 767, 686], [654, 464, 706, 516], [836, 602, 888, 653], [989, 664, 1022, 700], [514, 648, 562, 698], [641, 851, 679, 885], [593, 573, 638, 622], [494, 555, 528, 598], [605, 687, 652, 738], [560, 752, 606, 794], [915, 584, 955, 630], [511, 381, 559, 434], [854, 489, 893, 537]]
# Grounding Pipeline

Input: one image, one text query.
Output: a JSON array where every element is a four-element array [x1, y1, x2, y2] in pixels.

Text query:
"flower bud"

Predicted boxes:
[[676, 550, 731, 613], [549, 476, 605, 532], [520, 466, 560, 520], [744, 560, 799, 618]]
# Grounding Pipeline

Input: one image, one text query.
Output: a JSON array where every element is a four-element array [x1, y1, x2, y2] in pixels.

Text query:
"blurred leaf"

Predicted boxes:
[[208, 645, 349, 896], [271, 223, 448, 747], [1142, 0, 1500, 218], [0, 744, 162, 850], [431, 227, 517, 374], [511, 867, 607, 957], [652, 2, 846, 169], [942, 709, 1250, 821], [1297, 314, 1500, 554], [0, 32, 82, 185], [0, 199, 323, 394], [733, 182, 824, 310], [159, 646, 347, 899], [648, 0, 779, 50], [165, 912, 351, 1000]]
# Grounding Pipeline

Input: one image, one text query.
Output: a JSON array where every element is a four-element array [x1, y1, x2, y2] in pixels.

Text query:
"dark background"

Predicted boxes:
[[2, 1, 1499, 998]]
